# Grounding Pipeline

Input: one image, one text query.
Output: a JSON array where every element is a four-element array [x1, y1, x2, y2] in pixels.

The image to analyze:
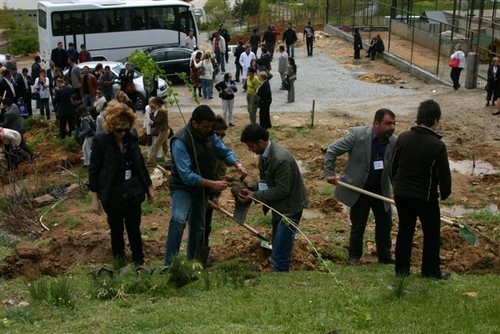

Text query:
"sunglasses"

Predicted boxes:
[[114, 128, 130, 133]]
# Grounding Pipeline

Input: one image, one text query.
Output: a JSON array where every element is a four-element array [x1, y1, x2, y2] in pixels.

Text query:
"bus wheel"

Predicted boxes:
[[135, 94, 146, 111]]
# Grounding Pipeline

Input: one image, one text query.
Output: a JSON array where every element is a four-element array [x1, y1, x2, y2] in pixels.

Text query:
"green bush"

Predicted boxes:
[[29, 277, 76, 308], [9, 34, 38, 55]]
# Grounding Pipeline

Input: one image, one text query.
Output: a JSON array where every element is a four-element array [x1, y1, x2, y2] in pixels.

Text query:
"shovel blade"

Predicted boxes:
[[458, 223, 480, 247], [233, 201, 251, 224]]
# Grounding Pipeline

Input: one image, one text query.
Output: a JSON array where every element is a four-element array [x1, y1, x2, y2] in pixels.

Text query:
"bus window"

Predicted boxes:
[[131, 8, 146, 30], [38, 9, 47, 30], [61, 12, 84, 35], [177, 7, 193, 34], [86, 10, 106, 33], [147, 8, 164, 29]]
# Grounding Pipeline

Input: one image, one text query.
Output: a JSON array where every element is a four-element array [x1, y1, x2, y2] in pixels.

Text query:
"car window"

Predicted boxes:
[[150, 52, 165, 61], [171, 51, 189, 60]]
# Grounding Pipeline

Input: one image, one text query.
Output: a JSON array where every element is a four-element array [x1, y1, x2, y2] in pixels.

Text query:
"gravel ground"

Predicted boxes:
[[173, 33, 452, 122]]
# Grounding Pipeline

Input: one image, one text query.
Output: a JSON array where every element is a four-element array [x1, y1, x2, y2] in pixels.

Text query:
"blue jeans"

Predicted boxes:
[[215, 51, 225, 72], [164, 189, 208, 265], [271, 211, 302, 272], [201, 79, 212, 98]]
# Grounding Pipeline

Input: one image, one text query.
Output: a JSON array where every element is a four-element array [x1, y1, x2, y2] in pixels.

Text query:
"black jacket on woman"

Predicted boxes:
[[89, 131, 152, 206], [257, 80, 272, 129]]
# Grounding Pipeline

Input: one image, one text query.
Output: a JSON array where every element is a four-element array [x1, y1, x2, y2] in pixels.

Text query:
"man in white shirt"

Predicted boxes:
[[238, 45, 256, 89], [184, 29, 196, 50]]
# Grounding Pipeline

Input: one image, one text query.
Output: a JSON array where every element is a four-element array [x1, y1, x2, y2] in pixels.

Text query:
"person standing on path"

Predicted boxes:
[[450, 43, 465, 90], [277, 45, 289, 87], [262, 26, 276, 60], [215, 72, 237, 126], [304, 22, 315, 57], [239, 45, 256, 89], [238, 124, 308, 272], [283, 22, 298, 58], [323, 109, 397, 265], [233, 41, 245, 82], [146, 96, 169, 165], [391, 99, 452, 279], [245, 67, 260, 124], [286, 57, 297, 103], [353, 28, 363, 59], [256, 72, 272, 129], [164, 105, 247, 266], [249, 28, 261, 56], [212, 31, 226, 73], [196, 51, 214, 99]]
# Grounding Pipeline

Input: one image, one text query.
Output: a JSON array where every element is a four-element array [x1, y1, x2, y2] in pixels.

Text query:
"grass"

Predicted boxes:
[[0, 265, 498, 333]]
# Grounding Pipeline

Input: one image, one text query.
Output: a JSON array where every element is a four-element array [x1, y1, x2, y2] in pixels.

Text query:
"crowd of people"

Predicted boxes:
[[0, 23, 462, 279]]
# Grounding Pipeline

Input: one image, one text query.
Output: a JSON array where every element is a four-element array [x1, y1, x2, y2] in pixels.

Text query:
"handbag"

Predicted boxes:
[[17, 100, 29, 117], [282, 77, 290, 91], [138, 133, 148, 146], [449, 58, 460, 68], [125, 82, 136, 95], [151, 126, 160, 136], [31, 91, 41, 100], [198, 62, 206, 76]]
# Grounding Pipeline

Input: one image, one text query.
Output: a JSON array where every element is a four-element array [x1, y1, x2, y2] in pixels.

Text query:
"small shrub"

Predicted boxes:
[[28, 277, 76, 308], [0, 231, 21, 247], [58, 136, 80, 153], [168, 256, 202, 288]]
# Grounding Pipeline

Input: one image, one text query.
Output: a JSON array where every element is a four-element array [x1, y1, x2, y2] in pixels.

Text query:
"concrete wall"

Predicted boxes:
[[389, 20, 470, 58], [324, 24, 451, 86]]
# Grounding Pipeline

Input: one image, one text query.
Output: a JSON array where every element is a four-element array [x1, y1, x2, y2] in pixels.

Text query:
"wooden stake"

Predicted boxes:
[[310, 99, 315, 127]]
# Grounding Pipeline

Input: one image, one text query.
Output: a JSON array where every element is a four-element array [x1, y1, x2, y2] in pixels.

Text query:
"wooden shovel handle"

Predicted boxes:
[[336, 180, 456, 227], [209, 200, 264, 237]]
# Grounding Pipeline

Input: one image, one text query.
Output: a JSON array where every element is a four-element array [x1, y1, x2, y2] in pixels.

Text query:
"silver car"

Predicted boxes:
[[72, 61, 168, 110]]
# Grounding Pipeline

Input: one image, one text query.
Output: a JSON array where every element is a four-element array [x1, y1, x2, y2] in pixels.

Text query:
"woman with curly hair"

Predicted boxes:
[[89, 100, 153, 269]]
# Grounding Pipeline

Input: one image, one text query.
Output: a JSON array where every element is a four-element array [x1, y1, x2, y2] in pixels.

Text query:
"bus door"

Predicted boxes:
[[59, 11, 86, 57]]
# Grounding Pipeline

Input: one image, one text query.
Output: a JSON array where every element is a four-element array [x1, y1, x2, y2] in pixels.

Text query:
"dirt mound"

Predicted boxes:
[[358, 73, 406, 85], [0, 231, 164, 279]]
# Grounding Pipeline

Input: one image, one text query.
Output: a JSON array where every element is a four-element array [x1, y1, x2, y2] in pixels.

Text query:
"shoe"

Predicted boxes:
[[492, 111, 500, 115], [486, 101, 490, 106], [348, 258, 361, 266], [209, 97, 213, 99], [229, 123, 235, 127], [379, 257, 395, 264], [423, 271, 451, 280]]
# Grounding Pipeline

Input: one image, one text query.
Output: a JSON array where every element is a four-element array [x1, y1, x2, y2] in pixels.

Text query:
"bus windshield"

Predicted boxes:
[[38, 0, 198, 63]]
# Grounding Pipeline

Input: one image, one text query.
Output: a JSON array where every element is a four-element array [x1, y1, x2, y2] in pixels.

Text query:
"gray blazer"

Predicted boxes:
[[253, 141, 308, 216], [69, 65, 81, 89], [323, 125, 396, 211]]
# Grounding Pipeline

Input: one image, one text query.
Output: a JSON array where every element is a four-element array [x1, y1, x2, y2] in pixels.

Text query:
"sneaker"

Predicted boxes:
[[229, 123, 235, 127]]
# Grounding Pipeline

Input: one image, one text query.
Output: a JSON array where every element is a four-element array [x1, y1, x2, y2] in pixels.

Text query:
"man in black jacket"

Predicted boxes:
[[390, 99, 452, 279], [282, 22, 298, 58]]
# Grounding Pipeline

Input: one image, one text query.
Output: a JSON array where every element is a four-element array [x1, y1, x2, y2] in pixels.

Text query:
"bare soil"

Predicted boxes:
[[1, 32, 499, 279]]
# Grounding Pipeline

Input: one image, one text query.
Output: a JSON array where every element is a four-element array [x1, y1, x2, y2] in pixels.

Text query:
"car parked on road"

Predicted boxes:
[[68, 61, 168, 110], [145, 45, 193, 81]]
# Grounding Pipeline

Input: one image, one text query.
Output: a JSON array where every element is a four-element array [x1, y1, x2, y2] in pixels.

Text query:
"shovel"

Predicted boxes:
[[337, 180, 479, 246], [209, 200, 273, 250]]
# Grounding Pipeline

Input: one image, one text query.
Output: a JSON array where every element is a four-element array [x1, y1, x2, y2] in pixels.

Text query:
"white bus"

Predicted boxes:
[[37, 0, 199, 62]]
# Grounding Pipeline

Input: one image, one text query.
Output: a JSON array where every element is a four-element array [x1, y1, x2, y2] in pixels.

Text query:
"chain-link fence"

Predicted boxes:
[[326, 0, 500, 85]]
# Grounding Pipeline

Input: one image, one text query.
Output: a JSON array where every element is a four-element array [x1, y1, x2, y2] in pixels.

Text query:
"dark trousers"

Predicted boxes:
[[104, 197, 144, 266], [395, 196, 441, 277], [354, 46, 361, 59], [259, 102, 272, 129], [486, 83, 498, 102], [349, 193, 392, 261], [58, 113, 76, 139], [450, 67, 462, 89], [306, 38, 314, 56], [235, 62, 242, 81]]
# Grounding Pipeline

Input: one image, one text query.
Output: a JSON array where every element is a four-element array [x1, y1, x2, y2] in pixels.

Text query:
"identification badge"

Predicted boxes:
[[125, 169, 132, 180], [373, 160, 384, 170], [258, 181, 268, 191]]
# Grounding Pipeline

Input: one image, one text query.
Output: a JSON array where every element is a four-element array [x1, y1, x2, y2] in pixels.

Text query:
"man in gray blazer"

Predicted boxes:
[[323, 109, 397, 265], [239, 124, 308, 272], [67, 56, 82, 96]]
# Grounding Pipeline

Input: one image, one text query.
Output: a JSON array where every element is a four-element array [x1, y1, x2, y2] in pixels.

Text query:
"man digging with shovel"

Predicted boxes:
[[238, 124, 308, 272], [323, 108, 397, 266], [164, 105, 247, 267]]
